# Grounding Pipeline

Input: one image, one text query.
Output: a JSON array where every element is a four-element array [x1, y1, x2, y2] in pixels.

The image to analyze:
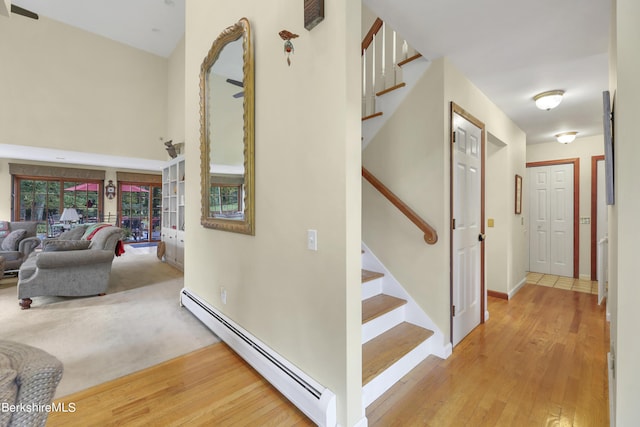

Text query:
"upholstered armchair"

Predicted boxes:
[[0, 221, 41, 276], [17, 226, 124, 309]]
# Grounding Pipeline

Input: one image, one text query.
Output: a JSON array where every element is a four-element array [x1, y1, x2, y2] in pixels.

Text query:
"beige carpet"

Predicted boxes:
[[0, 247, 219, 398]]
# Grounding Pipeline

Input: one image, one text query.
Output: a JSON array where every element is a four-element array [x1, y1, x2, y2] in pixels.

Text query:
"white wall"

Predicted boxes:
[[613, 0, 640, 424], [526, 135, 604, 279], [184, 2, 363, 426]]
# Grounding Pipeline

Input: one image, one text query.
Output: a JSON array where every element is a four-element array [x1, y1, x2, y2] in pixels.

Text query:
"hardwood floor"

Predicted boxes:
[[47, 284, 609, 426], [47, 343, 314, 427], [367, 284, 610, 426]]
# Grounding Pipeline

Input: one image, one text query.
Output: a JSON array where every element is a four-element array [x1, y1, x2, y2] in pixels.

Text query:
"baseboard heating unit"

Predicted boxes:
[[180, 288, 337, 427]]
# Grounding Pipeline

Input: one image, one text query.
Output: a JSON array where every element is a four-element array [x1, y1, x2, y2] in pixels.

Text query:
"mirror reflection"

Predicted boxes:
[[200, 18, 254, 235], [207, 37, 245, 220]]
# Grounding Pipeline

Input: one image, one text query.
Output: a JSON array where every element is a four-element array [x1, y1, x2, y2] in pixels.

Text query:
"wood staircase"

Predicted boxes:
[[360, 16, 442, 411], [361, 18, 431, 148], [360, 260, 435, 408]]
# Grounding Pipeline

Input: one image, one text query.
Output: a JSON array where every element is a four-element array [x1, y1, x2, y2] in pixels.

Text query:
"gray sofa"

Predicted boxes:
[[0, 222, 41, 276], [0, 340, 63, 427], [17, 226, 124, 309]]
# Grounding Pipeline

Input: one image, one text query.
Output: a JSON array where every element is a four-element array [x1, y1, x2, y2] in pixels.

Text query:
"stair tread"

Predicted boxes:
[[362, 322, 434, 385], [362, 269, 384, 283], [362, 294, 407, 324]]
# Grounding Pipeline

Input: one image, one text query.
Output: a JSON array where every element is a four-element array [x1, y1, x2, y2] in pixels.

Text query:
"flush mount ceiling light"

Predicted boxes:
[[533, 90, 565, 110], [555, 131, 578, 144]]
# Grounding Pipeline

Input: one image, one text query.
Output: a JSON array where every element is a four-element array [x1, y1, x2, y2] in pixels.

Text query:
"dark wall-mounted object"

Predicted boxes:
[[602, 90, 615, 205], [304, 0, 324, 30]]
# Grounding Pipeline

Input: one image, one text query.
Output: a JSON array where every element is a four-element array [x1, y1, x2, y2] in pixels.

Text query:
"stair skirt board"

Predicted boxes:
[[361, 243, 451, 360], [180, 288, 337, 427], [362, 338, 433, 408]]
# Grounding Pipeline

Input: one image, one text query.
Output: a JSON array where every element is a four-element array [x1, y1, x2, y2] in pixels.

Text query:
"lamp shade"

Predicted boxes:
[[59, 207, 80, 222], [555, 132, 578, 144], [533, 90, 565, 110]]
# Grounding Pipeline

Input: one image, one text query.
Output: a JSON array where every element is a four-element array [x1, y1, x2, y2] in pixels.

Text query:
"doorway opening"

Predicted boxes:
[[118, 182, 162, 243], [526, 158, 579, 278]]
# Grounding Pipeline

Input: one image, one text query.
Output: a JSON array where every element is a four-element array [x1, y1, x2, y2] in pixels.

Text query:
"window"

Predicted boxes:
[[209, 184, 243, 216], [14, 177, 102, 237]]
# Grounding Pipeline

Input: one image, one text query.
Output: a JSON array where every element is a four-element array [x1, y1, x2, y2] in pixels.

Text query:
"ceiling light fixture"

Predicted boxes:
[[555, 131, 578, 144], [533, 90, 565, 110]]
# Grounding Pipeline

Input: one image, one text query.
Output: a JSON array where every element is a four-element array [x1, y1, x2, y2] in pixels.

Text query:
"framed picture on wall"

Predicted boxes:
[[515, 174, 523, 214]]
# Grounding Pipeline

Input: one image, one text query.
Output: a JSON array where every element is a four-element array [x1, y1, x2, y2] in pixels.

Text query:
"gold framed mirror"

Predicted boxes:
[[200, 18, 255, 234]]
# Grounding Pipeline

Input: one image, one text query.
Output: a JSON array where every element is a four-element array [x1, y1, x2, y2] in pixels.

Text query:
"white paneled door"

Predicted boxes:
[[452, 109, 484, 346], [528, 164, 574, 277]]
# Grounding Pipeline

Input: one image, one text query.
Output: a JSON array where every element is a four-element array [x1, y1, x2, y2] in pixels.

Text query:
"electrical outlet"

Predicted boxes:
[[220, 287, 227, 305], [307, 229, 318, 251]]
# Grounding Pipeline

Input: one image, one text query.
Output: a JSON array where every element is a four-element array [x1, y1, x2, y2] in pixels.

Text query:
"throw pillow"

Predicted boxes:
[[0, 353, 18, 426], [57, 226, 88, 241], [0, 229, 27, 251], [42, 240, 92, 252], [0, 221, 9, 239]]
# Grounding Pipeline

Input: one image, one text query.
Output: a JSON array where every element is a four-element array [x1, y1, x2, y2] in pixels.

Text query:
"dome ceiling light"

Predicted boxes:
[[555, 131, 578, 144], [533, 90, 565, 110]]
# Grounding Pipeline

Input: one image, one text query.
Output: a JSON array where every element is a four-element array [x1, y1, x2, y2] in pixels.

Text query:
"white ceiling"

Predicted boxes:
[[8, 0, 610, 149], [365, 0, 611, 144], [12, 0, 185, 57]]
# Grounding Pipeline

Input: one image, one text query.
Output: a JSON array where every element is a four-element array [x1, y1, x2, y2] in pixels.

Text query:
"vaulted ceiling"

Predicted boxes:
[[9, 0, 611, 146]]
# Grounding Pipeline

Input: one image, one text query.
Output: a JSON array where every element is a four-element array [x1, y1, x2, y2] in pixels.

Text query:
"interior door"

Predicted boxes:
[[528, 164, 574, 277], [452, 108, 484, 346], [529, 168, 550, 273]]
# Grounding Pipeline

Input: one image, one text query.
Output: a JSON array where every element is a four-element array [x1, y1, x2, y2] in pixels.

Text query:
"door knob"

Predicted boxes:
[[478, 233, 486, 242]]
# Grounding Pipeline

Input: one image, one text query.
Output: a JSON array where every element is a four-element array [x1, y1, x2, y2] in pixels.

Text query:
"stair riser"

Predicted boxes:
[[361, 277, 383, 300], [362, 338, 433, 408], [362, 306, 405, 344]]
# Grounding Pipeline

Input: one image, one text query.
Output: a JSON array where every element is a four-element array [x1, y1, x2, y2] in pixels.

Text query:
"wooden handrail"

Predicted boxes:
[[362, 18, 383, 54], [362, 167, 438, 245]]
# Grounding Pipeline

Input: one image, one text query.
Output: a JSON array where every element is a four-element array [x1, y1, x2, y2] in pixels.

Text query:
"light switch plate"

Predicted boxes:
[[307, 229, 318, 251]]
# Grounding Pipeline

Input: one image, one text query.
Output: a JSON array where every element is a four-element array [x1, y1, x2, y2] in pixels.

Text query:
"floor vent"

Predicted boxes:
[[180, 288, 337, 426]]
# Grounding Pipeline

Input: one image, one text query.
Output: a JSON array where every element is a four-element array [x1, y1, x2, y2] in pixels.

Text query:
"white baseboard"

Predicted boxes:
[[351, 417, 369, 427], [180, 288, 337, 427]]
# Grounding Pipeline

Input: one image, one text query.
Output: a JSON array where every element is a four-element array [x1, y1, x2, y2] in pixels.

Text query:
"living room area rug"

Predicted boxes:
[[0, 249, 219, 398]]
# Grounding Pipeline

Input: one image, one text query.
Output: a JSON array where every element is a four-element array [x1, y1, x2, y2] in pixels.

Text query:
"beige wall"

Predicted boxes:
[[0, 16, 169, 160], [444, 59, 528, 298], [363, 59, 449, 338], [363, 57, 526, 341], [0, 16, 173, 222], [526, 135, 604, 279], [613, 0, 640, 424], [167, 36, 186, 148], [184, 2, 362, 425]]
